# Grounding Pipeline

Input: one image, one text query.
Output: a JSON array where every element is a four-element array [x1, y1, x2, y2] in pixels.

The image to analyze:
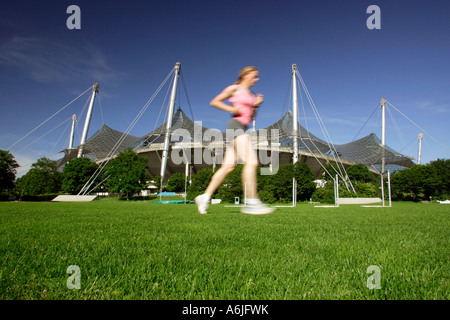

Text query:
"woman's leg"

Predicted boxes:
[[195, 139, 238, 214], [235, 134, 275, 214], [204, 140, 237, 197], [235, 134, 259, 199]]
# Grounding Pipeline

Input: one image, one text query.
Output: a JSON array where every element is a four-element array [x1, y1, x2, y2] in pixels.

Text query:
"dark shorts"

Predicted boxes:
[[227, 118, 248, 132], [225, 119, 248, 145]]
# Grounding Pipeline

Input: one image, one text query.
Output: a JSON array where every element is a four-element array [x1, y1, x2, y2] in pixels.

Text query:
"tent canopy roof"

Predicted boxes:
[[66, 107, 414, 168]]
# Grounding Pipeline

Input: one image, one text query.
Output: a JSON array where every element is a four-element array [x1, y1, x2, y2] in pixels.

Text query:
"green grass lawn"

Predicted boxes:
[[0, 198, 448, 300]]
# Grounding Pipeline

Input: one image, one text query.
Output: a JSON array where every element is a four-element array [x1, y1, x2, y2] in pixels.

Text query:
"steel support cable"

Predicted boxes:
[[386, 104, 413, 158], [79, 68, 175, 195], [100, 91, 128, 129], [51, 118, 73, 154], [386, 100, 449, 153], [422, 136, 438, 161], [296, 71, 344, 164], [295, 78, 350, 186], [296, 70, 354, 192], [303, 136, 348, 182], [299, 81, 354, 193], [81, 97, 162, 195], [298, 89, 342, 181], [97, 94, 105, 125], [80, 68, 174, 195], [296, 71, 340, 158], [133, 72, 173, 150], [180, 72, 195, 121], [16, 116, 73, 153], [8, 85, 93, 150], [85, 174, 111, 195], [10, 88, 90, 155], [399, 136, 418, 154], [297, 72, 355, 192], [80, 68, 176, 195], [161, 78, 173, 134], [300, 136, 336, 182], [281, 76, 293, 119], [299, 76, 309, 134], [352, 103, 380, 141]]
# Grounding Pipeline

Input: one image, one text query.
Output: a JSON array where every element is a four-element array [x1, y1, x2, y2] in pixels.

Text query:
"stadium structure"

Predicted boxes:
[[57, 63, 415, 192], [59, 107, 413, 175]]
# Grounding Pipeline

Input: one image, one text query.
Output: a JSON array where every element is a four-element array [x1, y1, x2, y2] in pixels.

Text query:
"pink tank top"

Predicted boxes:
[[228, 85, 256, 126]]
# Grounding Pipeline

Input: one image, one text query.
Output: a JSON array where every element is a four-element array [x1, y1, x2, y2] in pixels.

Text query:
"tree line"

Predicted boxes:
[[1, 148, 449, 202], [0, 148, 149, 201]]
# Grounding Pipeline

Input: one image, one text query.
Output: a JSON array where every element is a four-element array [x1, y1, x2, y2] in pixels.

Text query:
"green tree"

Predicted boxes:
[[105, 148, 150, 200], [293, 162, 317, 201], [165, 172, 186, 193], [151, 175, 162, 193], [186, 168, 214, 200], [354, 182, 377, 197], [258, 163, 316, 203], [276, 164, 296, 202], [391, 165, 440, 201], [0, 149, 19, 192], [62, 157, 99, 195], [346, 164, 376, 184], [259, 163, 293, 202], [216, 165, 243, 202], [311, 182, 336, 204], [428, 158, 450, 199], [257, 184, 277, 203], [321, 163, 342, 182], [16, 157, 62, 195]]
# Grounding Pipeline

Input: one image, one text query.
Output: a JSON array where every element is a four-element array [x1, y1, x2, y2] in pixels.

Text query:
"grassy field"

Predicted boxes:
[[0, 198, 448, 300]]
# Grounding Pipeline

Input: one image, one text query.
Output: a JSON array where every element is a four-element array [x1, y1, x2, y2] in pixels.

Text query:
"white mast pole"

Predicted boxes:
[[387, 170, 392, 207], [292, 64, 299, 207], [292, 64, 299, 165], [160, 62, 181, 191], [184, 148, 189, 203], [77, 82, 99, 158], [69, 114, 77, 149], [417, 133, 424, 164], [335, 174, 339, 207], [381, 98, 386, 146], [379, 98, 387, 206], [380, 98, 386, 174]]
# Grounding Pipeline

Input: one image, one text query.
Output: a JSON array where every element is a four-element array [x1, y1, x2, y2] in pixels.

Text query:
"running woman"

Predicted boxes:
[[195, 66, 275, 215]]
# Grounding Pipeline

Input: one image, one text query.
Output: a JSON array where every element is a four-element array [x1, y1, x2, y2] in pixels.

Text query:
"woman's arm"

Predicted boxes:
[[210, 85, 240, 115]]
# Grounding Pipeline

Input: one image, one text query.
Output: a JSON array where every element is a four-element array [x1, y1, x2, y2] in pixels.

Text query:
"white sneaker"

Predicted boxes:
[[241, 202, 275, 215], [195, 194, 209, 214]]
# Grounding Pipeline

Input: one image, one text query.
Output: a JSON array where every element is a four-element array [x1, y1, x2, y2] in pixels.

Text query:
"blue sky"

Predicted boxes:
[[1, 0, 449, 177]]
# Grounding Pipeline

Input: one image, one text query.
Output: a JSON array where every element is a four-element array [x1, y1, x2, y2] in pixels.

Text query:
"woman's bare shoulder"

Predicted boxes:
[[213, 84, 239, 100], [224, 84, 239, 95]]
